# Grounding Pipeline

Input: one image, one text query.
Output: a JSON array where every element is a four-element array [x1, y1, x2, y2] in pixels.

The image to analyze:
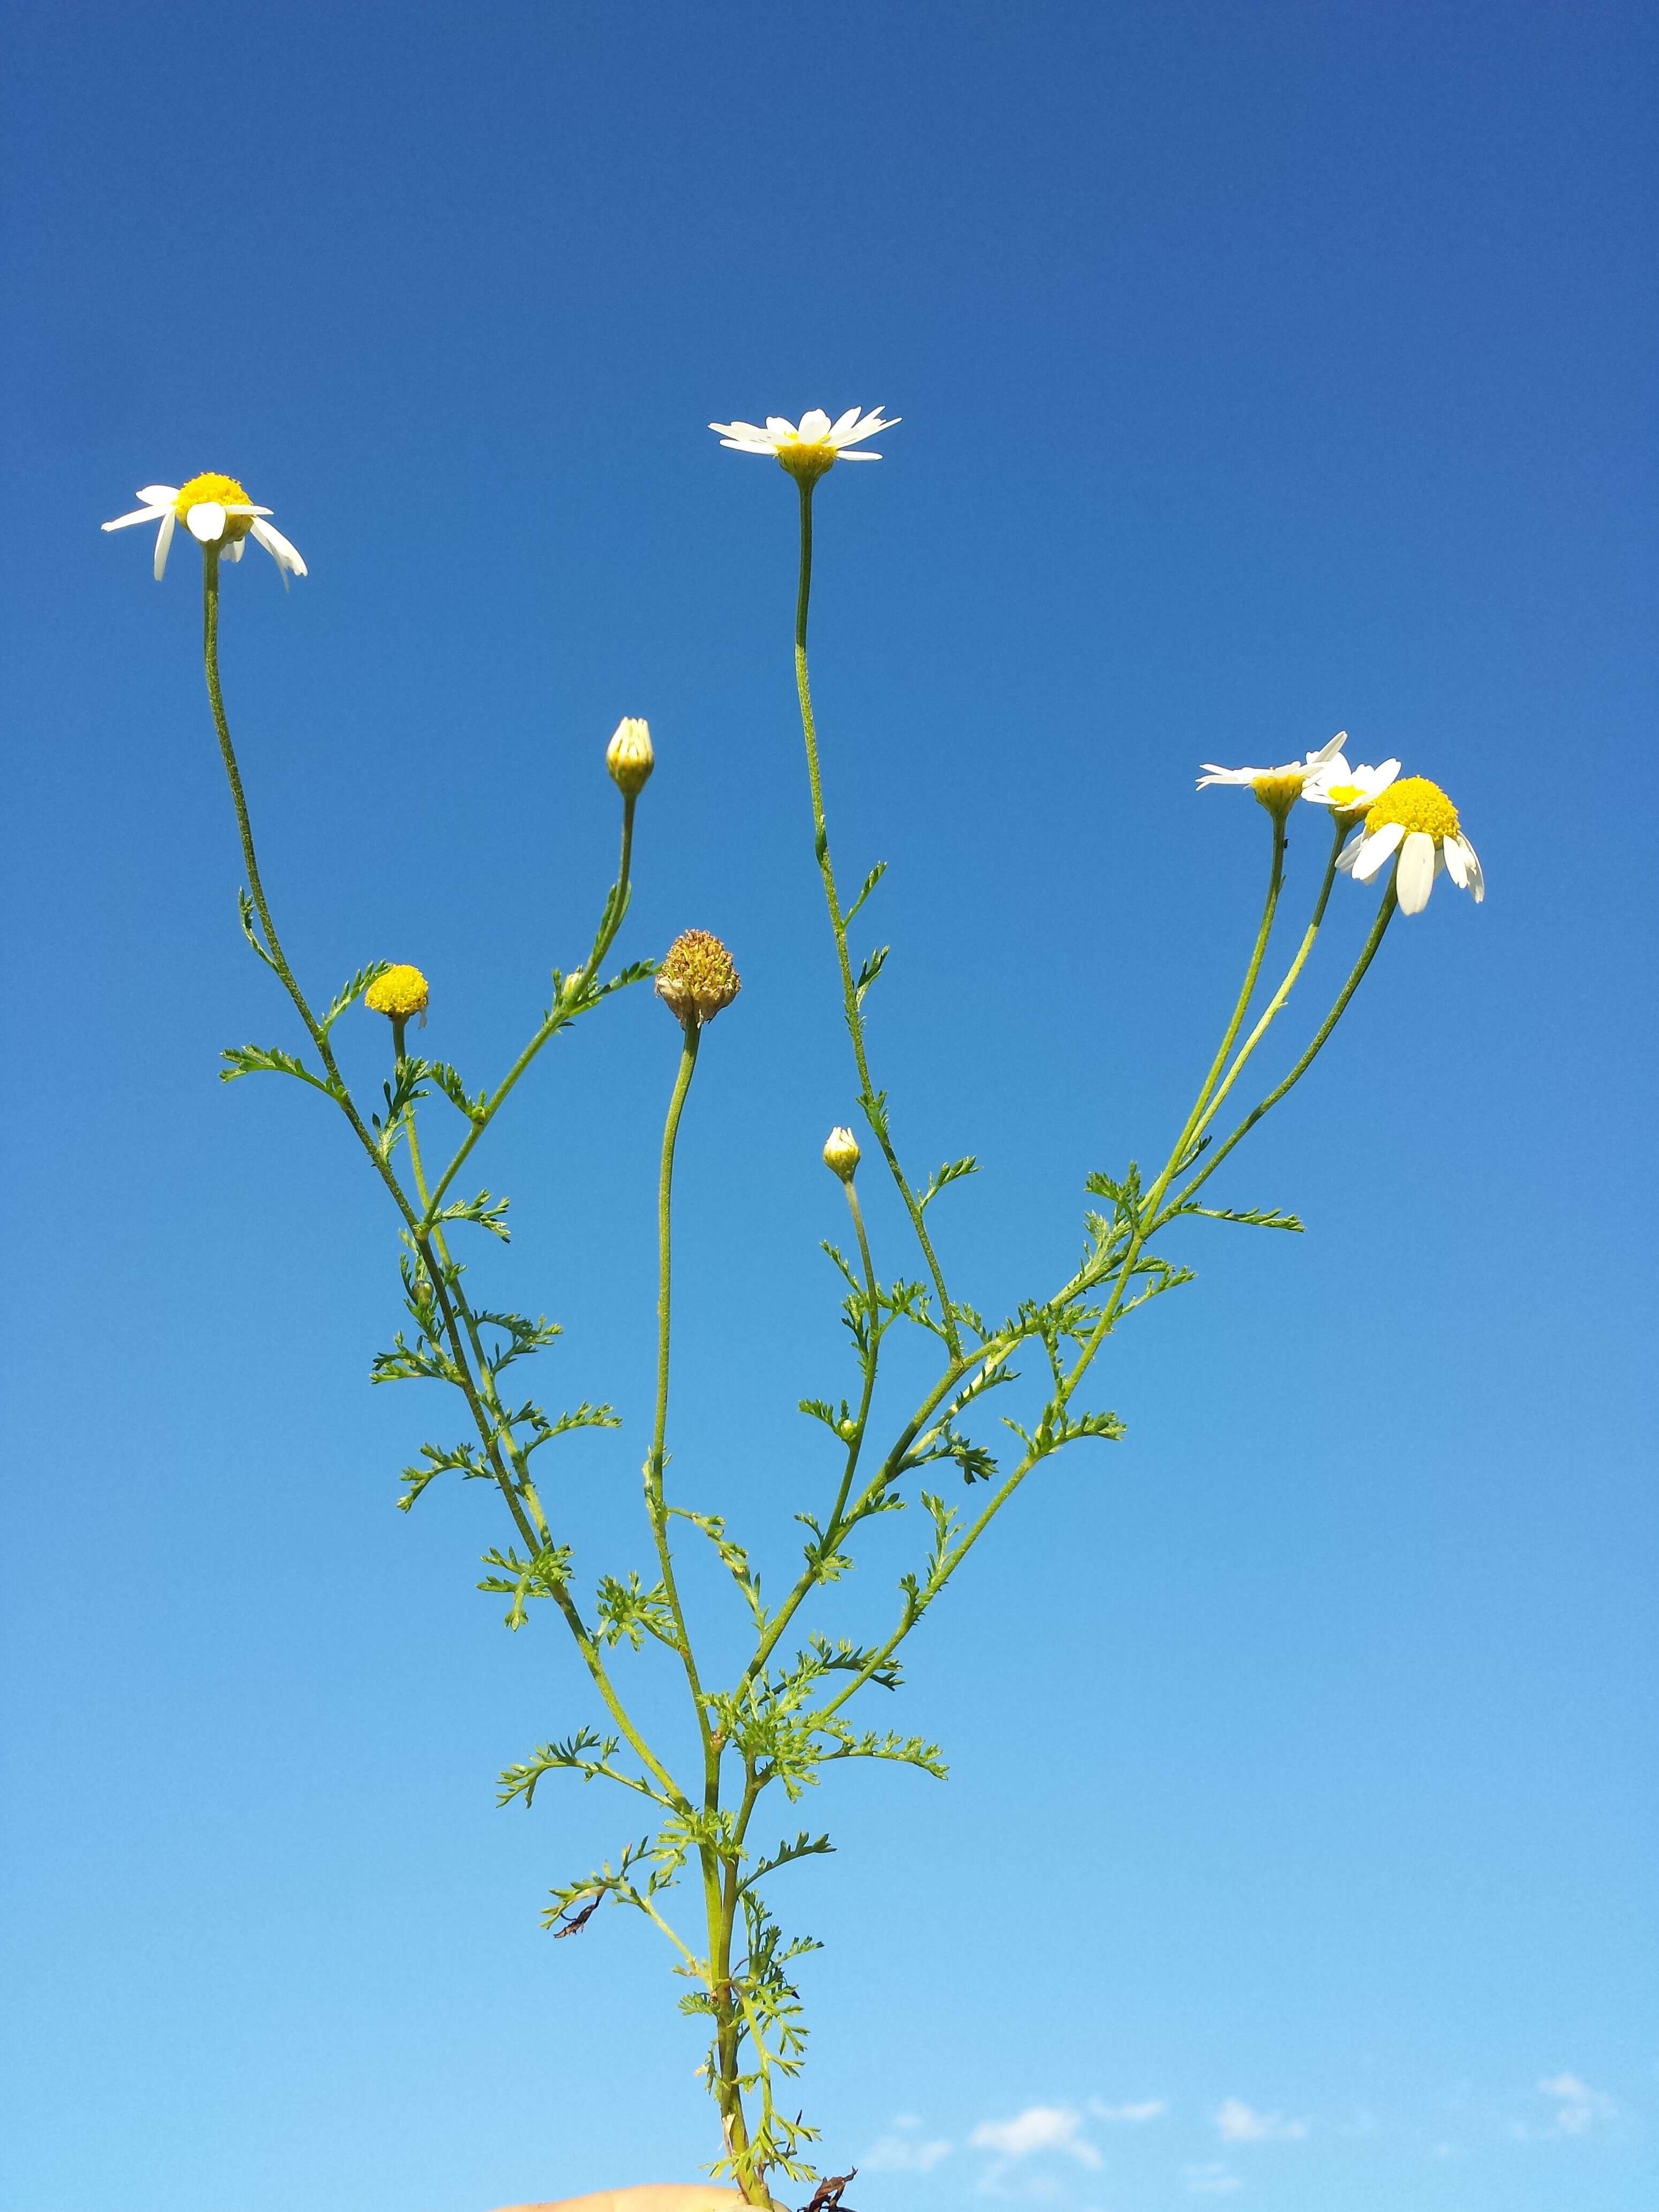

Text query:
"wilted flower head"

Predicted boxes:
[[707, 407, 899, 483], [822, 1126, 861, 1182], [102, 474, 307, 582], [365, 964, 431, 1023], [606, 716, 654, 797], [1338, 776, 1484, 915], [656, 930, 741, 1026], [1197, 733, 1346, 819]]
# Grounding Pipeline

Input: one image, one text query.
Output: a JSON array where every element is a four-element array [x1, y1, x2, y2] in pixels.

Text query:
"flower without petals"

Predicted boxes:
[[365, 965, 430, 1021], [707, 406, 899, 482], [1337, 775, 1484, 915], [656, 930, 741, 1026], [1197, 733, 1347, 818], [102, 473, 307, 582]]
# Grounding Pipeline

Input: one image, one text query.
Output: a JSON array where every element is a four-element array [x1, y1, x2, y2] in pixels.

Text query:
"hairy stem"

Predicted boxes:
[[649, 1018, 715, 1773], [794, 480, 961, 1356]]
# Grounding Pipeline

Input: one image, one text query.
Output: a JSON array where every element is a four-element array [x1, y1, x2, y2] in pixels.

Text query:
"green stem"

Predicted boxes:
[[1164, 881, 1399, 1221], [1183, 814, 1347, 1150], [793, 480, 961, 1357], [648, 1017, 714, 1770], [422, 789, 638, 1223], [203, 549, 537, 1547]]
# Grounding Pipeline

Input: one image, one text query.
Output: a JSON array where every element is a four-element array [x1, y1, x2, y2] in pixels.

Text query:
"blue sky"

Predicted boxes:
[[2, 3, 1655, 2209]]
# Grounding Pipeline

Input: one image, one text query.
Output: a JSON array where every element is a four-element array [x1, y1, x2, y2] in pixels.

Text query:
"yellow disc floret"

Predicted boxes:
[[1363, 775, 1460, 843], [175, 472, 256, 542], [365, 964, 431, 1020], [776, 439, 838, 484], [1251, 771, 1305, 819]]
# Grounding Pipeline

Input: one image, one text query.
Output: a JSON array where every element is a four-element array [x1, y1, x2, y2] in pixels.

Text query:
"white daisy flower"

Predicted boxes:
[[1337, 774, 1484, 915], [1301, 751, 1400, 821], [102, 472, 307, 582], [707, 406, 899, 482], [1196, 731, 1347, 817]]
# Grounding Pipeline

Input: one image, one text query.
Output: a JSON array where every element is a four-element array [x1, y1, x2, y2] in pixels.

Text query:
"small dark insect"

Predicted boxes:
[[801, 2170, 857, 2212], [551, 1890, 604, 1939]]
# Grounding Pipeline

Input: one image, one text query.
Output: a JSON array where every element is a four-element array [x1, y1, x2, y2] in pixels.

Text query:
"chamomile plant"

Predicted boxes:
[[103, 420, 1481, 2205]]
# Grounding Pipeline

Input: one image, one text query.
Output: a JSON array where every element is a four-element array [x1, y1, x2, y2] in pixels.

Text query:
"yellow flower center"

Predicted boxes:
[[1323, 783, 1363, 810], [365, 963, 430, 1020], [776, 439, 837, 484], [1363, 775, 1460, 843], [175, 472, 255, 542], [1251, 771, 1305, 818]]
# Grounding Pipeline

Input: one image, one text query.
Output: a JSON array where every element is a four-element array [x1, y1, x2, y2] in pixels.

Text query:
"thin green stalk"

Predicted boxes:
[[1183, 813, 1347, 1148], [648, 1017, 714, 1771], [1058, 810, 1291, 1391], [793, 480, 961, 1357], [1164, 880, 1399, 1221], [422, 789, 638, 1223], [741, 1172, 883, 1687], [204, 550, 542, 1552]]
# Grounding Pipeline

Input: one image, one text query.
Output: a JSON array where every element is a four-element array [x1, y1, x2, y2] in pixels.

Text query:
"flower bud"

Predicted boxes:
[[822, 1126, 861, 1182], [655, 929, 741, 1027], [364, 964, 430, 1023], [606, 716, 654, 796]]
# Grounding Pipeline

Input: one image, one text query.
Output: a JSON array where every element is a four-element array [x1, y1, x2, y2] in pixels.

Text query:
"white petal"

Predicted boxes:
[[1441, 835, 1468, 888], [1369, 758, 1401, 792], [1454, 834, 1484, 902], [797, 409, 832, 440], [1306, 731, 1346, 767], [1335, 827, 1365, 872], [152, 509, 176, 580], [1396, 831, 1436, 913], [829, 406, 863, 439], [224, 534, 245, 561], [137, 484, 180, 505], [838, 449, 880, 459], [709, 419, 767, 439], [718, 438, 774, 454], [250, 517, 308, 576], [187, 501, 227, 542], [102, 505, 168, 532], [765, 416, 797, 439], [1351, 820, 1404, 881]]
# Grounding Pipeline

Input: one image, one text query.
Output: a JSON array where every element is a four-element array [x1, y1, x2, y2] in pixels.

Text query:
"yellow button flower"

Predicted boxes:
[[364, 965, 431, 1022]]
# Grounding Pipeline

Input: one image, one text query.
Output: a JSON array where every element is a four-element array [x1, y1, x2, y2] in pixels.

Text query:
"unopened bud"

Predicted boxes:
[[655, 929, 741, 1027], [606, 716, 654, 797], [822, 1125, 861, 1182]]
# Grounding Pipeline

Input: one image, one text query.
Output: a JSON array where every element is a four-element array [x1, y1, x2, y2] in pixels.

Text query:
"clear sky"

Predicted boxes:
[[2, 4, 1655, 2210]]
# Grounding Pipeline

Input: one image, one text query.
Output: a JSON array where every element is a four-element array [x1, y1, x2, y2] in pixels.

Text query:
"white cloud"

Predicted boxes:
[[1183, 2162, 1244, 2195], [1215, 2097, 1309, 2144], [1089, 2096, 1169, 2124], [970, 2106, 1102, 2168], [1537, 2073, 1617, 2136], [864, 2132, 952, 2173]]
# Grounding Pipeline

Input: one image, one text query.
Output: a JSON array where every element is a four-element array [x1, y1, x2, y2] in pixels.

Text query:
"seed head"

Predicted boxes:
[[823, 1126, 861, 1182], [606, 716, 654, 797], [655, 930, 741, 1027], [364, 964, 430, 1022]]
